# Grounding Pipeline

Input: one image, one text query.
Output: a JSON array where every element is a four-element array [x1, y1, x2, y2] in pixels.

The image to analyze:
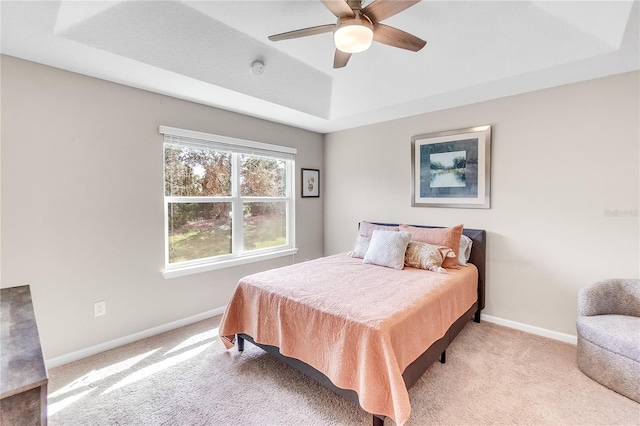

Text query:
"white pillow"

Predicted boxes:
[[458, 235, 473, 266], [363, 230, 411, 270], [349, 234, 371, 259]]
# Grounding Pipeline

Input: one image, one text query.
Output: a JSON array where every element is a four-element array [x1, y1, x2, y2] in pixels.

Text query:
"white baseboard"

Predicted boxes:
[[46, 308, 576, 369], [46, 306, 226, 369], [482, 314, 578, 345]]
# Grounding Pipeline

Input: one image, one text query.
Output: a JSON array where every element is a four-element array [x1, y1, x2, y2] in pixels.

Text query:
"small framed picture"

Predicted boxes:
[[411, 125, 491, 208], [301, 168, 320, 198]]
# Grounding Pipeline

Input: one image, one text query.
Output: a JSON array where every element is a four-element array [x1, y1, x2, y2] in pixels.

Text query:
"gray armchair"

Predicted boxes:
[[576, 279, 640, 402]]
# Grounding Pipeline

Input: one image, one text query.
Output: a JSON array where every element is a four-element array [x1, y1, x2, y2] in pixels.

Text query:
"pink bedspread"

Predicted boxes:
[[220, 253, 478, 425]]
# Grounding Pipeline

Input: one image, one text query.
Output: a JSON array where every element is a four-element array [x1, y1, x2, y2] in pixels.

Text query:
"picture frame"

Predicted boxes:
[[301, 168, 320, 198], [411, 125, 491, 208]]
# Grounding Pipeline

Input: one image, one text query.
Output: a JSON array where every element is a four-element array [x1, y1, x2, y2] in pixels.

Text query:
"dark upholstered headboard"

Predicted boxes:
[[367, 222, 487, 312]]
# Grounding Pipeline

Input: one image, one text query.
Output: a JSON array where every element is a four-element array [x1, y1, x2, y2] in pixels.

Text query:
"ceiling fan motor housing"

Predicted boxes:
[[334, 12, 374, 53]]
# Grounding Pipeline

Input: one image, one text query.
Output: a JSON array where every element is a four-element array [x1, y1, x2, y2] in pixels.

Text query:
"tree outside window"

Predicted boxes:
[[163, 134, 294, 268]]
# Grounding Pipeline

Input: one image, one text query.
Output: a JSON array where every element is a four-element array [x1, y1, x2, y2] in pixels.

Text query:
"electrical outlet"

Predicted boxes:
[[94, 301, 106, 317]]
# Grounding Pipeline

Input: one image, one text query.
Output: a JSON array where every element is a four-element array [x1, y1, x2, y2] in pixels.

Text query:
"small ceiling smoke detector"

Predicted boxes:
[[251, 61, 264, 75]]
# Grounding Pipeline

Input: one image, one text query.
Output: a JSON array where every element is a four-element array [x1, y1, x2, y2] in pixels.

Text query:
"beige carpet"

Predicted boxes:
[[47, 317, 639, 425]]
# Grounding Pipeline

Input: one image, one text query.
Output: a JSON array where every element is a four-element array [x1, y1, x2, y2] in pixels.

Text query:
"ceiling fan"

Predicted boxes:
[[268, 0, 426, 68]]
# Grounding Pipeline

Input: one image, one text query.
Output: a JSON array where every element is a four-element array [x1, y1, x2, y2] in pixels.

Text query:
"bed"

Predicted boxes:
[[220, 223, 486, 425]]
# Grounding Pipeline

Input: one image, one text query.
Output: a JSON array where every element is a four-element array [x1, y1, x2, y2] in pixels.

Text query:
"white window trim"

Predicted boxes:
[[162, 248, 298, 279], [159, 126, 297, 156], [160, 126, 297, 279]]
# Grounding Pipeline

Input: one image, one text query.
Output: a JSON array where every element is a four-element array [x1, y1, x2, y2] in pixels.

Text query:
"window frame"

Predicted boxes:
[[160, 126, 297, 279]]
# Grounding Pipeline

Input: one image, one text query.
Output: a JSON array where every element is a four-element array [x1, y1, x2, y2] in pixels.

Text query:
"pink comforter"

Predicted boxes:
[[220, 253, 478, 425]]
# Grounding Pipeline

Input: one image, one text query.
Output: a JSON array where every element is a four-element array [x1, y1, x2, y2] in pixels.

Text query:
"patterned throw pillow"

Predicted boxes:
[[362, 230, 411, 270], [399, 224, 463, 269], [404, 241, 455, 274]]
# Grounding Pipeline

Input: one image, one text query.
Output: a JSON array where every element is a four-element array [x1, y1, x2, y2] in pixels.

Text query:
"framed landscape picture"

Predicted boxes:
[[411, 125, 491, 208], [301, 168, 320, 198]]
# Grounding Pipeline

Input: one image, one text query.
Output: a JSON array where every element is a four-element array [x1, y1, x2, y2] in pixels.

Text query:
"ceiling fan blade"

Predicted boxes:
[[334, 49, 352, 68], [373, 23, 426, 51], [362, 0, 420, 23], [320, 0, 355, 19], [269, 24, 336, 42]]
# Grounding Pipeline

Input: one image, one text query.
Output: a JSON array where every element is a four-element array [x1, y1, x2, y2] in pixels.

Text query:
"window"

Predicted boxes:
[[160, 126, 297, 278]]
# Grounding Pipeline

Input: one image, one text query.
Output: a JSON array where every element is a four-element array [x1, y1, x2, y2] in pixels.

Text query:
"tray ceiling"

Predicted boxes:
[[2, 1, 638, 133]]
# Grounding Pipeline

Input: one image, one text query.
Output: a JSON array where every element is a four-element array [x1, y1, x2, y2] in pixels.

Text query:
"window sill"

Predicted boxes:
[[162, 248, 299, 279]]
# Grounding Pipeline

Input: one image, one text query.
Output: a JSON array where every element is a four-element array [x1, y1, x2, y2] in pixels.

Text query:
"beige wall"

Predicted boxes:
[[324, 71, 640, 336], [0, 55, 324, 360], [2, 53, 637, 361]]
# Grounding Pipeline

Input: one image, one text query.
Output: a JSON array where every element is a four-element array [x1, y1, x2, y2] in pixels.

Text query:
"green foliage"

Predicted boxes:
[[165, 145, 289, 263], [430, 157, 466, 171], [165, 145, 231, 228], [452, 156, 466, 169], [241, 156, 284, 195], [168, 203, 230, 228], [168, 212, 285, 263], [164, 145, 232, 196], [240, 156, 285, 218], [430, 161, 445, 170], [243, 203, 286, 251], [168, 225, 231, 263]]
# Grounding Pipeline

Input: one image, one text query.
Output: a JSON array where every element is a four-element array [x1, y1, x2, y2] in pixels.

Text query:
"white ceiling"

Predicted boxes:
[[2, 1, 639, 133]]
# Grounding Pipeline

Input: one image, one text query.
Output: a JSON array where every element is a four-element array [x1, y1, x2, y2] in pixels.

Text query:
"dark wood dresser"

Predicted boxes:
[[1, 285, 48, 425]]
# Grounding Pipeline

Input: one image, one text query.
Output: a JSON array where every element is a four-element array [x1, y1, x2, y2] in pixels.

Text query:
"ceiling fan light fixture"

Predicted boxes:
[[334, 18, 373, 53]]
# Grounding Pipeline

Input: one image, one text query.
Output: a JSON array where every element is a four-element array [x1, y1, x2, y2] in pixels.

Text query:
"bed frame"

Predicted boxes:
[[236, 224, 486, 425]]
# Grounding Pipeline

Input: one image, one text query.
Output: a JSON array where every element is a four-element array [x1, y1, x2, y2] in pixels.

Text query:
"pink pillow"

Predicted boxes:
[[359, 221, 399, 238], [399, 224, 463, 269]]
